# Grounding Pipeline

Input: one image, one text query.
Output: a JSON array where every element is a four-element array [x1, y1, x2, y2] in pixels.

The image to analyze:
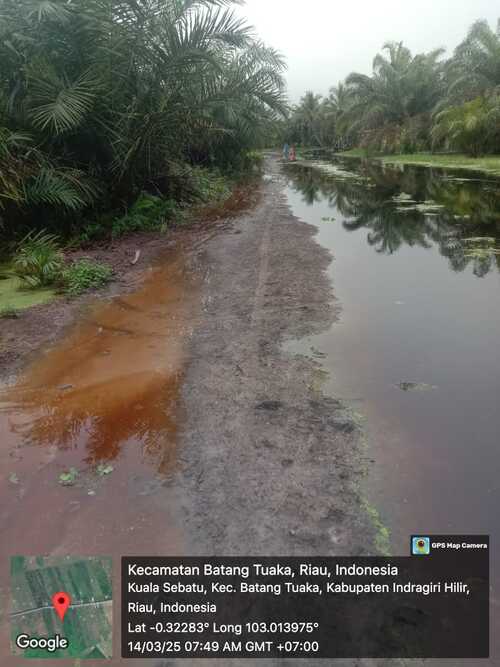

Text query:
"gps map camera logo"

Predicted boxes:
[[412, 536, 431, 555]]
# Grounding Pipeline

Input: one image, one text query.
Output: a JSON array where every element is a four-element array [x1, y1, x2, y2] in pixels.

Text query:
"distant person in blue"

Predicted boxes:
[[282, 142, 290, 161]]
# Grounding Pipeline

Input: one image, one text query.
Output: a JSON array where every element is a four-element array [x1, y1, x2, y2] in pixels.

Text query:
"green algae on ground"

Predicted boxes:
[[0, 264, 56, 311], [362, 499, 392, 556], [380, 153, 500, 176], [336, 150, 500, 176], [298, 159, 369, 182], [343, 409, 391, 556]]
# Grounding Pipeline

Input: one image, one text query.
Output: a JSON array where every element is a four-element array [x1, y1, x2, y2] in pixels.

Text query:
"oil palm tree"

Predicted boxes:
[[326, 82, 354, 139], [0, 0, 286, 236], [431, 92, 500, 156], [291, 91, 326, 146], [345, 41, 444, 133], [448, 18, 500, 101]]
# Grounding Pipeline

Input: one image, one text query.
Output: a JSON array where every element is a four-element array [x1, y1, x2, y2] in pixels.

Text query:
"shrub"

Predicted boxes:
[[13, 230, 64, 288], [0, 305, 19, 318], [63, 259, 112, 295], [190, 168, 232, 203], [243, 150, 264, 174], [75, 221, 109, 246], [111, 193, 179, 238], [431, 93, 500, 156]]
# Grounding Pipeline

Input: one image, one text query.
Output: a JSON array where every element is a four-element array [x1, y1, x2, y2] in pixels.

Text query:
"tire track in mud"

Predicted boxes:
[[177, 155, 376, 556], [250, 218, 325, 526]]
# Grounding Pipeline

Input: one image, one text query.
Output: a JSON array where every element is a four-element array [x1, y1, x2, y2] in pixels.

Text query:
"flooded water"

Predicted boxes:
[[284, 154, 500, 659]]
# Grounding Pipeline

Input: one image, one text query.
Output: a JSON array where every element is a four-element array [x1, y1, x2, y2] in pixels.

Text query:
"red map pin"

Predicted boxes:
[[52, 592, 71, 622]]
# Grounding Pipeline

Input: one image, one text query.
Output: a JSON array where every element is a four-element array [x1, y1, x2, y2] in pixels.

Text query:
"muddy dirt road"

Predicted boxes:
[[176, 156, 375, 558], [1, 155, 376, 666]]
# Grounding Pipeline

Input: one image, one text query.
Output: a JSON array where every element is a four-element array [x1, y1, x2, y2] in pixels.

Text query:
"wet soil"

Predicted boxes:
[[175, 157, 376, 558]]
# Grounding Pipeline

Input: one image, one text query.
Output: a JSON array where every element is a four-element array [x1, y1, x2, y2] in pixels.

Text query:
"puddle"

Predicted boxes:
[[283, 155, 500, 663], [2, 256, 195, 460], [0, 248, 205, 572]]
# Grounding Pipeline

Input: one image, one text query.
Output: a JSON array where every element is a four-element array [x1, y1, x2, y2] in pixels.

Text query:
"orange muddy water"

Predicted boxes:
[[0, 246, 203, 663], [0, 251, 200, 552]]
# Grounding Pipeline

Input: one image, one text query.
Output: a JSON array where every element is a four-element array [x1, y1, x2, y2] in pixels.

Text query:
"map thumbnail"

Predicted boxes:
[[11, 556, 112, 659]]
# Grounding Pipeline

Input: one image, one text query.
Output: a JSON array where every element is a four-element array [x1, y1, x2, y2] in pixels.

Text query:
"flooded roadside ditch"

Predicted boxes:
[[283, 155, 500, 659]]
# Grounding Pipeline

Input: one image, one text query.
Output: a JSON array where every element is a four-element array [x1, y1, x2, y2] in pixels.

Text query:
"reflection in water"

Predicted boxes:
[[284, 154, 500, 665], [286, 157, 500, 277], [4, 373, 180, 470], [0, 255, 196, 474]]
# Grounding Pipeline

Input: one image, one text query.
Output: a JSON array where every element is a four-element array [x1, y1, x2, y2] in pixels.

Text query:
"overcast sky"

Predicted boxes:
[[236, 1, 499, 103]]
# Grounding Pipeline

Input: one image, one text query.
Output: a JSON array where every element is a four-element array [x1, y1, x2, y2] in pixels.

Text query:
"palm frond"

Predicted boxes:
[[24, 168, 99, 210], [26, 0, 72, 23], [28, 67, 98, 135]]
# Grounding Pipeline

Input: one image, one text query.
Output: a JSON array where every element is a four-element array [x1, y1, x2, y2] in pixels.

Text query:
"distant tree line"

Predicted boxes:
[[0, 0, 287, 240], [281, 18, 500, 157]]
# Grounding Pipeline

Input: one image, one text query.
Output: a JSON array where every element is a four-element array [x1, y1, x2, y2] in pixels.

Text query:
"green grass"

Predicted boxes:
[[362, 499, 392, 556], [380, 153, 500, 175], [336, 150, 500, 176], [0, 305, 19, 319], [0, 264, 56, 311], [335, 148, 370, 158]]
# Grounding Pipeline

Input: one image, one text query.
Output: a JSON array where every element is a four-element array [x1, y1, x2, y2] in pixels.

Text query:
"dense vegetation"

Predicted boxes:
[[283, 18, 500, 157], [0, 0, 286, 242]]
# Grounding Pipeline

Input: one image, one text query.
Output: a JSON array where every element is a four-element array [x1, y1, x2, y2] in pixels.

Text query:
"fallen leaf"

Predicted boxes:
[[59, 468, 79, 486], [97, 463, 114, 476]]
